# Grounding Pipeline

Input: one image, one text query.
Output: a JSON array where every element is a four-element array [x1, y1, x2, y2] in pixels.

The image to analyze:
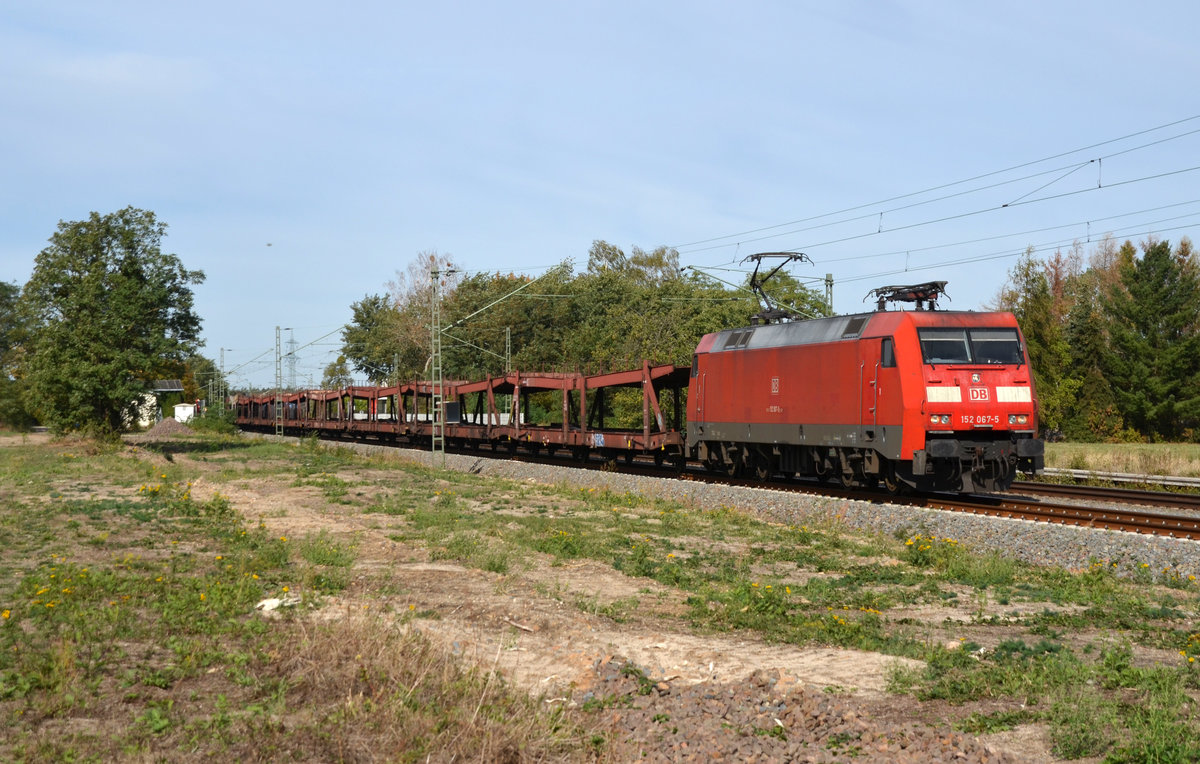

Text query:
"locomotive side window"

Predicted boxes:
[[881, 337, 896, 367], [968, 329, 1023, 364], [918, 329, 971, 364]]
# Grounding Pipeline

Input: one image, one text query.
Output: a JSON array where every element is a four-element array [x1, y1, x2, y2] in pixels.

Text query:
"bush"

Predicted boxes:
[[189, 406, 237, 434]]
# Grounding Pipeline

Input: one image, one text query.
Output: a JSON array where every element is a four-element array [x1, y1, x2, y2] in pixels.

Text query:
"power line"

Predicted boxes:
[[749, 165, 1200, 257], [673, 114, 1200, 251], [823, 199, 1200, 265], [837, 220, 1200, 287]]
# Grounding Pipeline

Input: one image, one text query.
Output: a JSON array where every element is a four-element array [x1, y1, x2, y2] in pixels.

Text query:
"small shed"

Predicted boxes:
[[133, 380, 186, 428], [173, 403, 196, 423]]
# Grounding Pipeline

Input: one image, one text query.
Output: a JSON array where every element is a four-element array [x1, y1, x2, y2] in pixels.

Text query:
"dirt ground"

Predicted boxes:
[[129, 438, 1080, 763], [8, 430, 1081, 761]]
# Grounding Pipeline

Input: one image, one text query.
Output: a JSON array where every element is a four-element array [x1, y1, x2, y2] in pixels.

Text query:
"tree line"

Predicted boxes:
[[992, 236, 1200, 442], [8, 206, 1191, 444], [325, 241, 829, 387]]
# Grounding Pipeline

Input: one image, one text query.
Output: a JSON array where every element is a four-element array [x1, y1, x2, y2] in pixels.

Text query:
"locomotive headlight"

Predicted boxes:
[[1010, 414, 1028, 425], [941, 414, 951, 424], [931, 414, 951, 425]]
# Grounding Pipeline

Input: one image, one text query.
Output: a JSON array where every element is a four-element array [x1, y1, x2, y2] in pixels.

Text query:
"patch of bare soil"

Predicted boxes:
[[128, 417, 194, 441], [170, 450, 1062, 762], [0, 431, 51, 448]]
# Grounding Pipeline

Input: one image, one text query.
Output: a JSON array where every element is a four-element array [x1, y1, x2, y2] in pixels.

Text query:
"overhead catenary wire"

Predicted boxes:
[[822, 200, 1200, 265], [672, 115, 1200, 251], [836, 219, 1200, 287], [681, 163, 1200, 256]]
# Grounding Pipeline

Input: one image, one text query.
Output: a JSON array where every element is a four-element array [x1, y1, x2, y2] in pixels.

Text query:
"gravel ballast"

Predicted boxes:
[[328, 439, 1200, 581]]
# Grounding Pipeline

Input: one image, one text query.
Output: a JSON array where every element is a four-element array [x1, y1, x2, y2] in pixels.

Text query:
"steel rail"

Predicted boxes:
[[1009, 480, 1200, 511], [245, 426, 1200, 541]]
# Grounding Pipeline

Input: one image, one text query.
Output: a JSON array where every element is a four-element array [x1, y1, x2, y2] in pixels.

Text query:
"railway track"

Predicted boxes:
[[526, 448, 1200, 542], [259, 429, 1200, 542], [1010, 480, 1200, 510], [923, 493, 1200, 540]]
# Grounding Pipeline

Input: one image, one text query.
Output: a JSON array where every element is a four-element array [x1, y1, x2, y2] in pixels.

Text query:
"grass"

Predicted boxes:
[[1046, 441, 1200, 477], [0, 435, 591, 762], [4, 431, 1200, 761]]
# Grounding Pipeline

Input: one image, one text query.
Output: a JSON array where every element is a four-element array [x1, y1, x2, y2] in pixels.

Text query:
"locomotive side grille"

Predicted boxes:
[[841, 316, 869, 337], [722, 329, 754, 349]]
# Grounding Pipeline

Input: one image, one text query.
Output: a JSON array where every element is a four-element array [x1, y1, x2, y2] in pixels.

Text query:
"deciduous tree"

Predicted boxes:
[[20, 207, 204, 435]]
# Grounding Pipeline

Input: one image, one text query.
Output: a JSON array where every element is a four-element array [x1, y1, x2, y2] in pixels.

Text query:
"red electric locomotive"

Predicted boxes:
[[687, 281, 1044, 492]]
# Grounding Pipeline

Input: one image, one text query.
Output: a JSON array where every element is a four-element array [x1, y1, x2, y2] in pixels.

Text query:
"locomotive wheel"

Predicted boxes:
[[812, 457, 831, 483], [883, 465, 904, 495], [839, 470, 857, 489], [753, 456, 772, 482]]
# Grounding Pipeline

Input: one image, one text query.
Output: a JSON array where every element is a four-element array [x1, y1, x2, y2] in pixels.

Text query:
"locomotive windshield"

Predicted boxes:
[[918, 328, 1022, 365]]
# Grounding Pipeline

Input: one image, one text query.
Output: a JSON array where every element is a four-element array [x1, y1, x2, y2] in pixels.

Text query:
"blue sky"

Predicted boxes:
[[2, 1, 1198, 388]]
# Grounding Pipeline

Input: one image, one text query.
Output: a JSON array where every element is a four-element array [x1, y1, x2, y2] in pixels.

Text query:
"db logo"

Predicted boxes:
[[771, 377, 780, 395], [969, 388, 989, 401]]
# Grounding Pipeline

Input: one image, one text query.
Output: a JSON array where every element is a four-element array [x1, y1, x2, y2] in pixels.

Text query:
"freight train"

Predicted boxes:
[[235, 280, 1043, 494]]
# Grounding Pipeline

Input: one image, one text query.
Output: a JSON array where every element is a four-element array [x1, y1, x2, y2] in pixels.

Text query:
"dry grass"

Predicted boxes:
[[275, 614, 587, 763], [1045, 442, 1200, 477]]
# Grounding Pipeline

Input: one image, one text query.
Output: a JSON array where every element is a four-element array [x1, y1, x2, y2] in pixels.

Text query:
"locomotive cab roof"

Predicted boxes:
[[699, 307, 1020, 354]]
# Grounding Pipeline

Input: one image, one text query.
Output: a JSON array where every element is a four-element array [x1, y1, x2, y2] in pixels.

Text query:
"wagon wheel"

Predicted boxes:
[[623, 450, 635, 465], [653, 450, 665, 467]]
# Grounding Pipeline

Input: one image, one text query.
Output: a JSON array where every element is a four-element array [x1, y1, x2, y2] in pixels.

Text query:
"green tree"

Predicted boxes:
[[1103, 238, 1200, 439], [993, 248, 1078, 431], [321, 357, 353, 389], [341, 294, 402, 383], [19, 207, 205, 436], [0, 280, 36, 428], [1061, 272, 1120, 440]]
